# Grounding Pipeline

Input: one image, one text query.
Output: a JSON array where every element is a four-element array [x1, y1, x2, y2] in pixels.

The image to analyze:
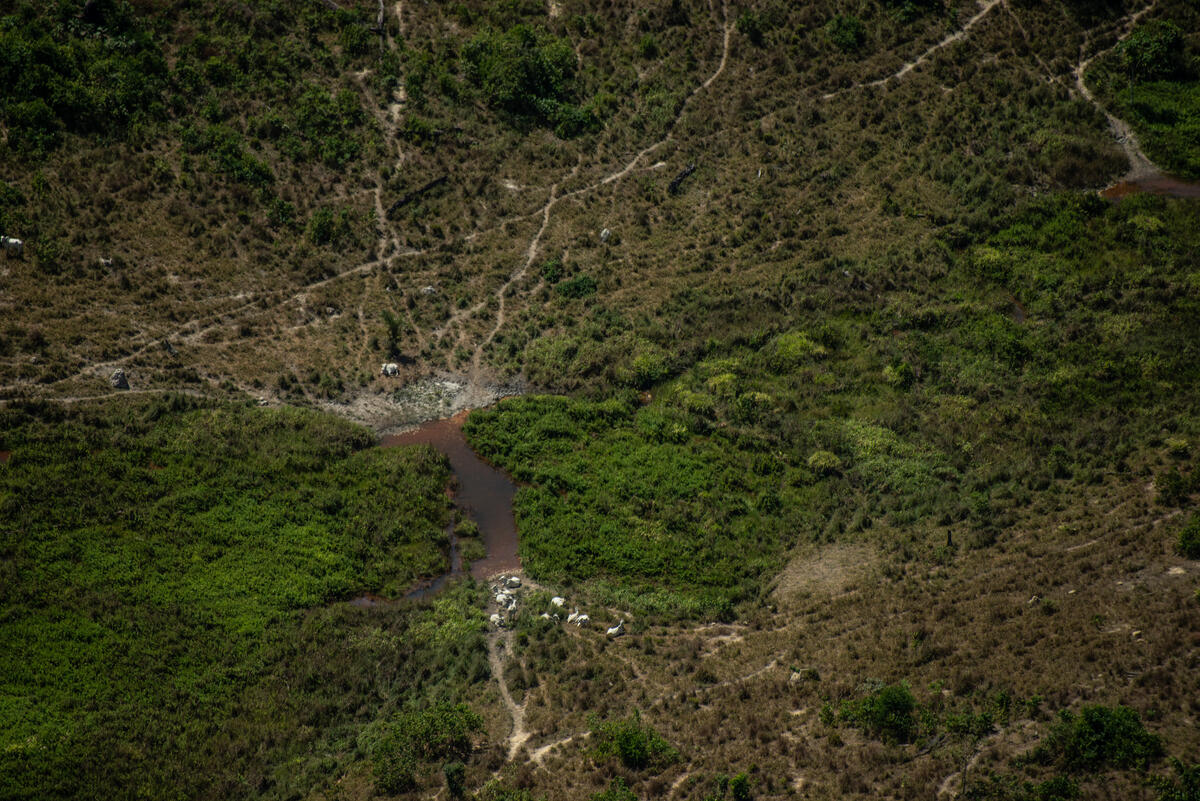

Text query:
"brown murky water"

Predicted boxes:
[[381, 410, 520, 581], [1101, 174, 1200, 200]]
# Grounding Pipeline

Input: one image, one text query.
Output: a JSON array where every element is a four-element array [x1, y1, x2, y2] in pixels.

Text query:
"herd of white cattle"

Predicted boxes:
[[488, 574, 625, 637]]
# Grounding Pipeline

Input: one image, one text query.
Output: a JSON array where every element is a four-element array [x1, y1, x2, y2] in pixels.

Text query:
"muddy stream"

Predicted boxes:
[[352, 409, 519, 606], [1101, 174, 1200, 201]]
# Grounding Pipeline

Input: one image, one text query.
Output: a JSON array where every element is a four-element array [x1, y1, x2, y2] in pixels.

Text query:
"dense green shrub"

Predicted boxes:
[[1150, 758, 1200, 801], [841, 682, 918, 743], [736, 12, 764, 46], [1034, 705, 1163, 771], [1118, 21, 1186, 82], [826, 15, 866, 53], [1178, 515, 1200, 559], [462, 24, 598, 136], [591, 710, 679, 771], [443, 761, 467, 798], [308, 206, 353, 246], [556, 275, 597, 299], [373, 703, 483, 793], [0, 7, 167, 154], [0, 400, 459, 800]]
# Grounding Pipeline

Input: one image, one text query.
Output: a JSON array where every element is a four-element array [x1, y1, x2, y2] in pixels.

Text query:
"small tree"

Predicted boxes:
[[1118, 21, 1185, 82], [841, 682, 918, 743], [1178, 514, 1200, 559], [827, 15, 866, 53], [443, 761, 466, 799]]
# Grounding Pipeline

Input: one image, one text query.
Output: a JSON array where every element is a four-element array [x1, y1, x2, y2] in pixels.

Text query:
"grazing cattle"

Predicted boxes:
[[573, 614, 589, 626], [2, 237, 23, 259], [380, 362, 399, 376], [551, 596, 565, 607], [489, 613, 504, 628], [98, 257, 113, 268], [506, 576, 521, 589], [606, 620, 625, 638]]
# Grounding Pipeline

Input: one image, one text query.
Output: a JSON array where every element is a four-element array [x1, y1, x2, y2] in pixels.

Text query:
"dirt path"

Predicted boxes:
[[824, 0, 1003, 99], [488, 627, 530, 761], [1072, 0, 1160, 180]]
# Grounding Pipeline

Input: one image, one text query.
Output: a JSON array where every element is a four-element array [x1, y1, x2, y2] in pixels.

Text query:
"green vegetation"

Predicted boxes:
[[1117, 21, 1187, 82], [827, 15, 866, 53], [3, 0, 1200, 798], [0, 2, 167, 155], [590, 778, 638, 801], [1033, 705, 1163, 772], [1151, 758, 1200, 801], [840, 682, 919, 743], [966, 774, 1081, 801], [462, 24, 598, 137], [591, 710, 680, 771], [0, 397, 494, 800], [1089, 10, 1200, 177], [371, 702, 483, 792], [1179, 514, 1200, 559]]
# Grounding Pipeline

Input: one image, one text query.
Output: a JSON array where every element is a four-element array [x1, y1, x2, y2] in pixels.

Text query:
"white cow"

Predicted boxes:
[[380, 362, 399, 376], [572, 613, 589, 627], [2, 237, 23, 259], [489, 613, 504, 628], [606, 620, 625, 638], [551, 596, 565, 608]]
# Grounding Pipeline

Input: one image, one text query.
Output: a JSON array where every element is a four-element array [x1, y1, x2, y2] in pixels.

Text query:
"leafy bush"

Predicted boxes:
[[730, 772, 752, 801], [1034, 705, 1163, 771], [373, 703, 483, 793], [0, 9, 167, 154], [1178, 515, 1200, 559], [462, 24, 598, 136], [736, 12, 764, 46], [841, 683, 918, 743], [827, 15, 866, 53], [443, 760, 467, 798], [556, 275, 597, 299], [308, 206, 353, 246], [1150, 758, 1200, 801], [290, 86, 365, 167], [1118, 21, 1186, 82], [591, 710, 679, 771], [808, 450, 842, 475]]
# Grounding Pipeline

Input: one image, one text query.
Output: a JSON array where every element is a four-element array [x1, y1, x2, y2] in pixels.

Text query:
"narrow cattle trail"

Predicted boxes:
[[529, 731, 583, 766], [823, 0, 1003, 99], [488, 628, 530, 761], [472, 181, 560, 367], [1072, 1, 1160, 180]]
